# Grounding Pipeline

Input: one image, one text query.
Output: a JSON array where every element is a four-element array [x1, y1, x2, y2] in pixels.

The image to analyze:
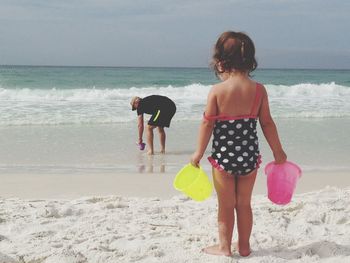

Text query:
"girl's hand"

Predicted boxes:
[[273, 149, 287, 164], [191, 151, 203, 167]]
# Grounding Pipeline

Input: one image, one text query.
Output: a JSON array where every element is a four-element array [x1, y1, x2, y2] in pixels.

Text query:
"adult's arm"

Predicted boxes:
[[137, 114, 144, 144]]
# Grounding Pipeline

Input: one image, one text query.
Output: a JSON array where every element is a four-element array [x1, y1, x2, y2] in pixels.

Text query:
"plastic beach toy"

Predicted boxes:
[[265, 161, 302, 205], [137, 142, 146, 151], [173, 164, 213, 201]]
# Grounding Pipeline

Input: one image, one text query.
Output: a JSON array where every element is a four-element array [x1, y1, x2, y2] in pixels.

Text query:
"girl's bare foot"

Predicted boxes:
[[160, 149, 165, 154], [147, 150, 154, 155], [239, 249, 251, 257], [202, 245, 232, 256], [235, 242, 251, 257]]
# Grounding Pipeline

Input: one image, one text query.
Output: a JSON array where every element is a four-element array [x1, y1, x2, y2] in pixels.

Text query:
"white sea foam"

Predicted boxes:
[[0, 82, 349, 125]]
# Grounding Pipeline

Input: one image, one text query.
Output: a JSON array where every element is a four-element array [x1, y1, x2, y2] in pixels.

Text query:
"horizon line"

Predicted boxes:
[[1, 64, 350, 71]]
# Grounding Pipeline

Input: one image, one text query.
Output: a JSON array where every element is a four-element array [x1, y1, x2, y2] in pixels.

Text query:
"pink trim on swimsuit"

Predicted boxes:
[[256, 154, 262, 168], [208, 156, 225, 172], [250, 83, 263, 115], [203, 113, 257, 121], [208, 155, 262, 176]]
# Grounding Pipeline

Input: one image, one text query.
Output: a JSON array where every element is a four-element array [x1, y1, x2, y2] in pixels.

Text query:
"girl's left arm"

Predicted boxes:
[[191, 87, 218, 167]]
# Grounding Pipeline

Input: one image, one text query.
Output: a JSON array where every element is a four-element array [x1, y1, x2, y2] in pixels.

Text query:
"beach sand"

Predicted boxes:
[[1, 118, 350, 262], [1, 159, 350, 263], [0, 170, 349, 200], [0, 187, 349, 263]]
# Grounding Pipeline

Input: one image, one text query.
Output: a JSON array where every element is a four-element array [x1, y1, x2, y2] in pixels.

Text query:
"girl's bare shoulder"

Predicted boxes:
[[211, 82, 226, 94], [257, 83, 268, 97]]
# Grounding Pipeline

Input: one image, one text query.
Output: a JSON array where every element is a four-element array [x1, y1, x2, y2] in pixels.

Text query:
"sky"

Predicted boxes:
[[0, 0, 349, 69]]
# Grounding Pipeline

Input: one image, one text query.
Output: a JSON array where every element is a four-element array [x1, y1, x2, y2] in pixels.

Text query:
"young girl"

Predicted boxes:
[[191, 31, 287, 257]]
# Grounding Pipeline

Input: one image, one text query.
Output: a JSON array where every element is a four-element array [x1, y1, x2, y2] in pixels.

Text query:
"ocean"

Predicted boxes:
[[0, 66, 349, 177]]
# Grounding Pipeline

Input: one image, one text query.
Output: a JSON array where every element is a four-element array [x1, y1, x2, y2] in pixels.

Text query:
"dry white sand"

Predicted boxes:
[[1, 186, 349, 263]]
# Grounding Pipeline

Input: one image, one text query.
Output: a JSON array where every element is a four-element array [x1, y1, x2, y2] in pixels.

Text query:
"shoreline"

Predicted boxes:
[[0, 170, 349, 200]]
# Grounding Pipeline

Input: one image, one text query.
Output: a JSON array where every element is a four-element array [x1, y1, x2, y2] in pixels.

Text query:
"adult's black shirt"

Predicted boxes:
[[136, 95, 174, 116]]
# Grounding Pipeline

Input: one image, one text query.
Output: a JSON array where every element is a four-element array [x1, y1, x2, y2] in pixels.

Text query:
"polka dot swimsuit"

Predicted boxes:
[[206, 83, 262, 176]]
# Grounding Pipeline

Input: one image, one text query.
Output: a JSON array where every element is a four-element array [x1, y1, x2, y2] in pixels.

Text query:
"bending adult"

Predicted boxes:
[[130, 95, 176, 155]]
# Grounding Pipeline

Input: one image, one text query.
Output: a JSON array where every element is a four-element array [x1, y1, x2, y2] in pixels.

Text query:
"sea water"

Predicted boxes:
[[0, 66, 349, 175]]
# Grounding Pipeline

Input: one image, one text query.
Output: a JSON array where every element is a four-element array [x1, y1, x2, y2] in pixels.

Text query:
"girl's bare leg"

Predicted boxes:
[[203, 168, 236, 256], [235, 170, 257, 257]]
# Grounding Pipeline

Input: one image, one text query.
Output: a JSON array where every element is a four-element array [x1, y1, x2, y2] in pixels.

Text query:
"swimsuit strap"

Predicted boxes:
[[250, 83, 262, 116]]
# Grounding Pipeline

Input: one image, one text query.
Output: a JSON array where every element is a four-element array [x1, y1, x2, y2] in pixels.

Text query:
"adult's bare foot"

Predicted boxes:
[[202, 245, 232, 256]]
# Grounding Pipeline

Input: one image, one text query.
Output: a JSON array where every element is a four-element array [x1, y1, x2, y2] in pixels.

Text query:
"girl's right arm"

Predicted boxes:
[[191, 87, 218, 167], [259, 86, 287, 164]]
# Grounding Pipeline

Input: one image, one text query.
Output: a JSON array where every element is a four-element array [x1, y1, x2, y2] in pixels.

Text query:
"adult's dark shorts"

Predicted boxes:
[[148, 102, 176, 128]]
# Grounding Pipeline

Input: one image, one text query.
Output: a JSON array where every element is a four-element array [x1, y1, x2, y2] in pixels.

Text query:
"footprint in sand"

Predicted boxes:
[[51, 243, 63, 248], [43, 250, 87, 263], [337, 216, 348, 224], [31, 231, 55, 239], [74, 238, 88, 244], [86, 197, 105, 203]]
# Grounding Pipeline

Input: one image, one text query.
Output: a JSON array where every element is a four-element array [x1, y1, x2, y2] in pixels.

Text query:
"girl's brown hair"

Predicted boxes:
[[212, 31, 257, 76]]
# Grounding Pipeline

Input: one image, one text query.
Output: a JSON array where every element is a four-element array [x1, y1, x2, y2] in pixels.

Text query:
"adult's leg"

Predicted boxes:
[[146, 125, 156, 155], [203, 168, 236, 256], [235, 170, 257, 257], [158, 127, 166, 154]]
